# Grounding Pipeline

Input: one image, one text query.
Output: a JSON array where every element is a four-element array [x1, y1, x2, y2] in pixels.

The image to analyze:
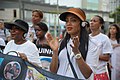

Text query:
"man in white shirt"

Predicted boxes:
[[89, 15, 113, 80]]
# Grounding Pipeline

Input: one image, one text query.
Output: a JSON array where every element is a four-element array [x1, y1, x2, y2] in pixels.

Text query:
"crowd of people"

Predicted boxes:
[[0, 8, 120, 80]]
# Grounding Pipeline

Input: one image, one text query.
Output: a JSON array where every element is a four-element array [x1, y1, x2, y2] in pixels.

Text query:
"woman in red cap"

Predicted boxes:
[[46, 8, 100, 79]]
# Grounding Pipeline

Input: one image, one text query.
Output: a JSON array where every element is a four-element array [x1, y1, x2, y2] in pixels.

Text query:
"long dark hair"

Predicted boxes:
[[58, 21, 89, 60], [108, 24, 120, 43]]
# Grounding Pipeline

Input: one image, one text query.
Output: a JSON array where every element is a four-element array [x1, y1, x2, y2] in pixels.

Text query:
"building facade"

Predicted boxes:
[[0, 0, 111, 36]]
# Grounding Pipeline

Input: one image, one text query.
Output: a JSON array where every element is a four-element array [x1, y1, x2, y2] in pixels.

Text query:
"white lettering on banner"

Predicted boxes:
[[39, 48, 53, 54]]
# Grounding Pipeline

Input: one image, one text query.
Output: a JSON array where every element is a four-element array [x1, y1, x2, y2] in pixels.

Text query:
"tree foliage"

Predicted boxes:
[[110, 6, 120, 24]]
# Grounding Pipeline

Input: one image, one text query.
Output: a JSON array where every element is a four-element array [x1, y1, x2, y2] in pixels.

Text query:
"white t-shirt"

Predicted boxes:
[[0, 38, 6, 52], [110, 39, 120, 80], [0, 29, 10, 41], [3, 40, 41, 66], [26, 26, 37, 41], [57, 38, 101, 79], [89, 33, 113, 74], [0, 38, 6, 46]]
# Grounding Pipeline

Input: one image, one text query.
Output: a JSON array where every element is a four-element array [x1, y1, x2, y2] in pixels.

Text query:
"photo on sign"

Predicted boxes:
[[25, 66, 46, 80], [4, 61, 21, 80]]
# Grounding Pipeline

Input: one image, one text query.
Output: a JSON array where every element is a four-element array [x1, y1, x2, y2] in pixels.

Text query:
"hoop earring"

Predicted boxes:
[[23, 33, 27, 38]]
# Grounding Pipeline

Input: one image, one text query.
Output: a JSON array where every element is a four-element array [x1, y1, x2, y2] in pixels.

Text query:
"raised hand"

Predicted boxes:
[[45, 33, 59, 51], [70, 36, 80, 54]]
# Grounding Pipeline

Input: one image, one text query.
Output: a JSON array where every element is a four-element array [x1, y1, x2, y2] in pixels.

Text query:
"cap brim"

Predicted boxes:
[[59, 12, 70, 21], [4, 22, 23, 30], [5, 22, 27, 32], [59, 11, 85, 21], [4, 22, 16, 29]]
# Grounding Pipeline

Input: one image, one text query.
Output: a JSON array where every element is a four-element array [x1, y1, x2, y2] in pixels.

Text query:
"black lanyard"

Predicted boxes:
[[66, 45, 78, 79]]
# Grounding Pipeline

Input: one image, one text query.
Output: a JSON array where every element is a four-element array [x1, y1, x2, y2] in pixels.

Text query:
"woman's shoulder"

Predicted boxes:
[[0, 38, 5, 43], [99, 33, 108, 37], [26, 40, 36, 45], [23, 40, 38, 50], [6, 40, 14, 44], [0, 38, 4, 41], [97, 33, 109, 41]]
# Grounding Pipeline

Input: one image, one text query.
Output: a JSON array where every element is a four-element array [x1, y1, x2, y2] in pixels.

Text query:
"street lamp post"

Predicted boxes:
[[115, 0, 117, 23], [19, 0, 22, 19], [57, 0, 59, 36], [54, 0, 59, 37], [19, 0, 25, 20], [110, 0, 118, 23], [114, 0, 119, 23]]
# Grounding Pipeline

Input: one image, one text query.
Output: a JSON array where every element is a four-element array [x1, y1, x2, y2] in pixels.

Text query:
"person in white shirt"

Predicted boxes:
[[4, 19, 41, 66], [45, 8, 101, 79], [0, 19, 11, 43], [34, 22, 53, 71], [26, 10, 43, 42], [107, 24, 120, 80], [0, 37, 6, 53], [89, 15, 113, 80], [0, 20, 7, 52]]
